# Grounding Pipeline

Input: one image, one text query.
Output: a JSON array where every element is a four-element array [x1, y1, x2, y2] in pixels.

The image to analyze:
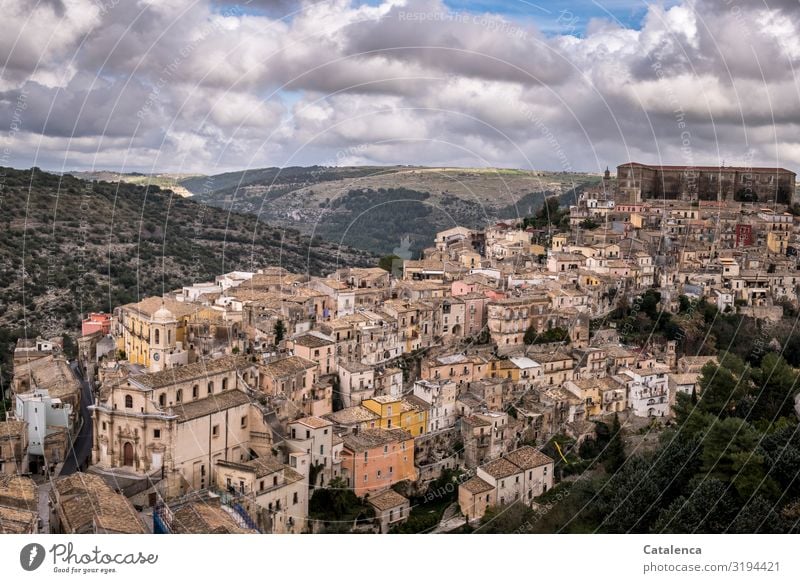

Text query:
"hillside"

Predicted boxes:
[[0, 167, 376, 342], [185, 166, 601, 256]]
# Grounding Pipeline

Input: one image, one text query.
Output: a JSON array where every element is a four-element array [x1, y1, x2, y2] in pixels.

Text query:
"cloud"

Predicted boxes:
[[1, 0, 800, 173]]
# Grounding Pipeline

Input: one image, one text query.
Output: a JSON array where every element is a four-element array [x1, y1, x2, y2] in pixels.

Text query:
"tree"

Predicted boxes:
[[696, 354, 749, 417], [523, 324, 537, 345], [700, 417, 776, 499], [604, 414, 626, 474], [378, 254, 400, 272], [579, 218, 599, 230], [747, 353, 800, 421], [273, 320, 286, 344]]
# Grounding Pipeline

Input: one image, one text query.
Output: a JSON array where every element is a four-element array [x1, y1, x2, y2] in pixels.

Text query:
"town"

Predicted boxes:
[[2, 161, 799, 534]]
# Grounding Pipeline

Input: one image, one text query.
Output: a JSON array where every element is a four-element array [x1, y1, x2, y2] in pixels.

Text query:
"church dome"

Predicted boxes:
[[152, 304, 175, 322]]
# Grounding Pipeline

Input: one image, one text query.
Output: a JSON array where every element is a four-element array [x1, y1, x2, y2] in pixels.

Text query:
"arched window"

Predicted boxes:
[[154, 328, 160, 345], [208, 381, 214, 395], [159, 394, 166, 407], [176, 389, 183, 403], [222, 378, 228, 392], [124, 395, 133, 409]]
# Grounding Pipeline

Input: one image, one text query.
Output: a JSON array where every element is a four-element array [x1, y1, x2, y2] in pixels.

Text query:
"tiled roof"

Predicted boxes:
[[171, 501, 256, 534], [504, 446, 554, 470], [324, 407, 379, 425], [292, 416, 331, 429], [480, 457, 522, 479], [460, 476, 494, 495], [53, 473, 145, 534], [174, 390, 252, 422], [342, 428, 412, 452], [131, 356, 246, 389], [261, 355, 317, 378], [0, 476, 37, 511], [368, 489, 408, 511]]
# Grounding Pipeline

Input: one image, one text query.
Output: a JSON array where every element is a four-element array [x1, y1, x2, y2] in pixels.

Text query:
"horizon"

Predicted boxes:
[[3, 0, 800, 174]]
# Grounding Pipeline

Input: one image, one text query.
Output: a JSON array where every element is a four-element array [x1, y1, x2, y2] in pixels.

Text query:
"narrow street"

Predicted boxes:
[[59, 362, 93, 475]]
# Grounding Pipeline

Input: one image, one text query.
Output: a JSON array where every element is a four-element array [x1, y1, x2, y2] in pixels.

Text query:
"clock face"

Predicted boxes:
[[153, 353, 160, 361]]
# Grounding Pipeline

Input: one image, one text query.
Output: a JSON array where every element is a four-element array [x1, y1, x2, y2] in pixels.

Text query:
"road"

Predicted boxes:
[[60, 362, 93, 475]]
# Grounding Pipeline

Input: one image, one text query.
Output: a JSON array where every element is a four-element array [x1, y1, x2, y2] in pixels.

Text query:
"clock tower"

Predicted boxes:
[[149, 303, 177, 372]]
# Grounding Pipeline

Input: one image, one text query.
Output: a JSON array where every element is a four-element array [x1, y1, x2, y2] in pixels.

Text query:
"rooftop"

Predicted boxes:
[[324, 407, 379, 425], [174, 390, 252, 422], [52, 473, 145, 534], [480, 457, 523, 479], [342, 428, 413, 452], [368, 489, 409, 511], [131, 356, 246, 389], [460, 476, 494, 495], [171, 501, 257, 534], [504, 446, 554, 470]]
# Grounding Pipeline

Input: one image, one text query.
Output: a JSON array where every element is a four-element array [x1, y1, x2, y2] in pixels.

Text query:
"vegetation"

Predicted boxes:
[[273, 320, 286, 344], [0, 167, 374, 371], [517, 352, 800, 534], [308, 477, 375, 533], [524, 325, 569, 345]]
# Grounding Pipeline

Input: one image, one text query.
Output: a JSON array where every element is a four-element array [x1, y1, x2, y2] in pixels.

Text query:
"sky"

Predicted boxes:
[[1, 0, 800, 175]]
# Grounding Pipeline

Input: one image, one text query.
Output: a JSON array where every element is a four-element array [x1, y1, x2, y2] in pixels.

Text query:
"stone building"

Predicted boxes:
[[616, 162, 795, 204]]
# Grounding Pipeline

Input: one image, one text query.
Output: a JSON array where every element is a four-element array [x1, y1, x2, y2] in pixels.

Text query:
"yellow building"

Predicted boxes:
[[117, 297, 202, 371], [361, 395, 428, 437]]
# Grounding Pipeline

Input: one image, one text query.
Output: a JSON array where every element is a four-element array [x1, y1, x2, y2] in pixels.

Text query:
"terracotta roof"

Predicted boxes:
[[504, 446, 554, 470], [174, 389, 252, 422], [291, 333, 334, 349], [171, 501, 257, 534], [342, 428, 412, 452], [460, 476, 494, 495], [292, 416, 331, 429], [0, 505, 37, 533], [368, 489, 408, 511], [0, 476, 37, 511], [131, 356, 246, 389], [122, 296, 200, 318], [261, 355, 317, 378], [480, 457, 522, 479], [53, 473, 145, 534], [324, 407, 379, 425]]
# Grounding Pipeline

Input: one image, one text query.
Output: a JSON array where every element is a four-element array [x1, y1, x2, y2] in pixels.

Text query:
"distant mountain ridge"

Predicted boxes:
[[0, 167, 376, 341], [180, 165, 600, 255]]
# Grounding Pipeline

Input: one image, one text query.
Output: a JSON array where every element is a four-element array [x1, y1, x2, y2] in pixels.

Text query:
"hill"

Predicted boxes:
[[184, 166, 601, 256], [0, 167, 376, 344]]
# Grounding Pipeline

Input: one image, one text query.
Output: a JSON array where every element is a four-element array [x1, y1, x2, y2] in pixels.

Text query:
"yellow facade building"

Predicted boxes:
[[361, 395, 428, 437]]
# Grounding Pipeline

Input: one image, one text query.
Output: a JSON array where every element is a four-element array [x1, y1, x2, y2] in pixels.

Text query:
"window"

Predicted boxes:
[[153, 429, 161, 439], [241, 416, 248, 428], [124, 395, 133, 409], [293, 492, 298, 505], [377, 470, 382, 478], [154, 328, 160, 344], [260, 480, 264, 491], [364, 452, 368, 462], [364, 474, 368, 482], [102, 422, 107, 431], [208, 381, 214, 395], [159, 393, 166, 407], [320, 445, 324, 455], [212, 425, 220, 437], [192, 385, 199, 399], [383, 445, 389, 454], [176, 389, 183, 403], [273, 476, 278, 486], [222, 378, 228, 391]]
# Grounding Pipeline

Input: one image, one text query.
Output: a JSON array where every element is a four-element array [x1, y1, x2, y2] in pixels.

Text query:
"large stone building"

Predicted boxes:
[[616, 162, 795, 204], [90, 356, 272, 498]]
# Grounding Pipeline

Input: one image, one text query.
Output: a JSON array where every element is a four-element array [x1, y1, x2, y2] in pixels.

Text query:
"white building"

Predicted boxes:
[[412, 379, 457, 433]]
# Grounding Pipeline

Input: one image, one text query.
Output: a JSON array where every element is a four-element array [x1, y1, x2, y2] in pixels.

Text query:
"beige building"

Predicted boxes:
[[368, 489, 410, 533], [215, 456, 308, 534], [90, 356, 271, 499]]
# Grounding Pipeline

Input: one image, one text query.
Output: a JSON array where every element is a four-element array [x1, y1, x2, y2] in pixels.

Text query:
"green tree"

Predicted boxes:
[[696, 354, 749, 417], [273, 320, 286, 344], [604, 413, 626, 474], [700, 417, 775, 499], [378, 254, 400, 272], [747, 353, 800, 421]]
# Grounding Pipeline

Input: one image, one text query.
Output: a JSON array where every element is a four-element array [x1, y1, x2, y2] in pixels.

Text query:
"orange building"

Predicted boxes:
[[340, 429, 416, 497], [81, 313, 112, 336]]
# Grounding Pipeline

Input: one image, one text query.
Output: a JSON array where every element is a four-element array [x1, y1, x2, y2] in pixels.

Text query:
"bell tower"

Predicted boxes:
[[149, 303, 177, 372]]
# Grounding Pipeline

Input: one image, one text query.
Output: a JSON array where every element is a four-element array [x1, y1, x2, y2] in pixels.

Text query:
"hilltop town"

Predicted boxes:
[[2, 162, 800, 535]]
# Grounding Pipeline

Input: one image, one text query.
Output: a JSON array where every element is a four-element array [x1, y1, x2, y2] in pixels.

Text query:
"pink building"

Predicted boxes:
[[82, 313, 112, 336]]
